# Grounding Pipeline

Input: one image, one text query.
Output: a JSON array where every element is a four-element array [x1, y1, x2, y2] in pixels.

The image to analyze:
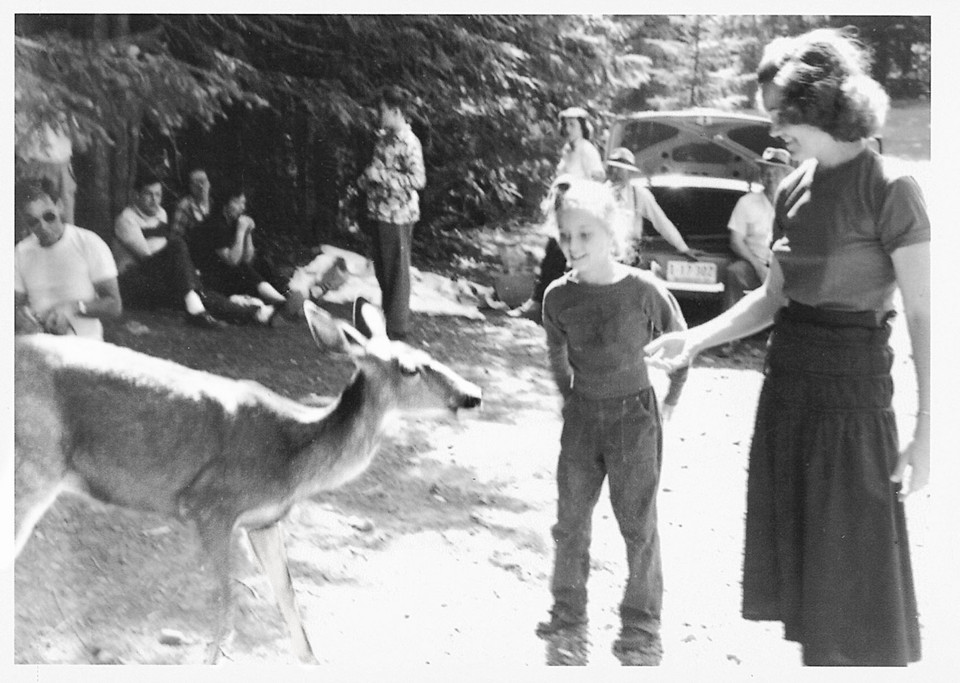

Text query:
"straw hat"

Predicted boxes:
[[559, 106, 589, 120], [605, 147, 640, 172]]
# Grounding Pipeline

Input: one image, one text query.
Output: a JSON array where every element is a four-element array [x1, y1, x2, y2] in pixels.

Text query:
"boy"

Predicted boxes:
[[538, 178, 688, 666]]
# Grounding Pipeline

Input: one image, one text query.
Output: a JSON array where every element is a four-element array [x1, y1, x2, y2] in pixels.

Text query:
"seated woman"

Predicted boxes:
[[171, 167, 212, 239], [188, 184, 295, 325]]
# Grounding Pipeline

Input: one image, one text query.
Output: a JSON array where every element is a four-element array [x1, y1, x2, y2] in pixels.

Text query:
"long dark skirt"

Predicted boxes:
[[741, 303, 921, 666]]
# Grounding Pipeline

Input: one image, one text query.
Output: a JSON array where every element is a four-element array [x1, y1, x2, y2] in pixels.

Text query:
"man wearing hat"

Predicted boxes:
[[724, 146, 793, 310], [605, 147, 697, 258]]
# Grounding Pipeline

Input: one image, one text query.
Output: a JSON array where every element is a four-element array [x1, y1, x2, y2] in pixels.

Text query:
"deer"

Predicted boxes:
[[14, 298, 482, 664]]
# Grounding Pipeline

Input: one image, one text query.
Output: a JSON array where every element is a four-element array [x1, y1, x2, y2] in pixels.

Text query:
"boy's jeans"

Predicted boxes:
[[550, 387, 663, 635]]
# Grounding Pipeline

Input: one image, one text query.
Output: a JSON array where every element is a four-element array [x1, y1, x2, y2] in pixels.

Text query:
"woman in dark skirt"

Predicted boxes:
[[644, 28, 930, 666]]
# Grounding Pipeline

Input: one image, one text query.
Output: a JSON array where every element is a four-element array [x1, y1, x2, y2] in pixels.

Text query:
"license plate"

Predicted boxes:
[[666, 260, 717, 284]]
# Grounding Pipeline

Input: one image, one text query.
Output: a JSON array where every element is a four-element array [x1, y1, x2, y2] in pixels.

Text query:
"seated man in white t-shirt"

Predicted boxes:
[[15, 177, 121, 340], [724, 147, 793, 310]]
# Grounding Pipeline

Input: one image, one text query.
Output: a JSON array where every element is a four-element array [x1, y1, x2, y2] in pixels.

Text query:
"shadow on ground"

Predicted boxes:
[[14, 304, 565, 665], [14, 301, 774, 668]]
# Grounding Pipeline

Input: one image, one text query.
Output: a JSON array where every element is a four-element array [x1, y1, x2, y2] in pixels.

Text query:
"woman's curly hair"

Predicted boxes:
[[758, 28, 889, 141]]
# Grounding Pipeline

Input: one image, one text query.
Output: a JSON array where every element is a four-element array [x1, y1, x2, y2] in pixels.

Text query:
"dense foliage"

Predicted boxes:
[[14, 14, 931, 247]]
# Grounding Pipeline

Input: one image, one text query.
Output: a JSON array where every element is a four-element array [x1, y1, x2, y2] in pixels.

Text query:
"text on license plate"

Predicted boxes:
[[666, 260, 717, 284]]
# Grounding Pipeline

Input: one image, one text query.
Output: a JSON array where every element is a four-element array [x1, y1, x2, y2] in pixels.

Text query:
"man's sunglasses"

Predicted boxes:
[[24, 211, 59, 228]]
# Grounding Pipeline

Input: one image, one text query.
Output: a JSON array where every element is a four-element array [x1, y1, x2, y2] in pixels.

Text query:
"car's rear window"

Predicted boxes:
[[726, 124, 785, 157], [619, 121, 679, 151], [671, 142, 737, 165]]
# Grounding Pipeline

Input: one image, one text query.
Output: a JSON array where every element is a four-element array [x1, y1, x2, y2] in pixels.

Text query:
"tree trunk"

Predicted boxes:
[[79, 14, 137, 240], [302, 110, 318, 244], [689, 17, 702, 108]]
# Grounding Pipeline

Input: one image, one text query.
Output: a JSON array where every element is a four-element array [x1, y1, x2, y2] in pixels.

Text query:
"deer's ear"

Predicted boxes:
[[339, 323, 370, 355], [352, 297, 387, 340], [304, 301, 349, 352]]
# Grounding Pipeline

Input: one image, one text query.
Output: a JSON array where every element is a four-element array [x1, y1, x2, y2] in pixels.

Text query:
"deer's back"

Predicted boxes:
[[15, 335, 322, 519]]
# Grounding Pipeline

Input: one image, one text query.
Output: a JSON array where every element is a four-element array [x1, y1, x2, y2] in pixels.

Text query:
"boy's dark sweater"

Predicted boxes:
[[543, 267, 688, 405]]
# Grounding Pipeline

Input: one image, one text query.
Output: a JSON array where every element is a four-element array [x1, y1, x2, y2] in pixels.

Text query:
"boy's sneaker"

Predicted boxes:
[[535, 610, 587, 638], [612, 627, 663, 666]]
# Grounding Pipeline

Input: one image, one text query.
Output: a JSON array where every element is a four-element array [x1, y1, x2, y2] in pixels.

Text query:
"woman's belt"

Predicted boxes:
[[783, 300, 895, 329]]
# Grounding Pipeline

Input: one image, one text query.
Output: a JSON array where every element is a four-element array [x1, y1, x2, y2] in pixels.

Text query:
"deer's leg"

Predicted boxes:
[[195, 516, 237, 664], [14, 476, 66, 559], [247, 522, 318, 664], [14, 447, 73, 560], [14, 390, 69, 559]]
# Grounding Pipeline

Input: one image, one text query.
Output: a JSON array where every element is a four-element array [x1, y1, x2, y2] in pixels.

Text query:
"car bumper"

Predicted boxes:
[[643, 258, 729, 299], [661, 280, 725, 295]]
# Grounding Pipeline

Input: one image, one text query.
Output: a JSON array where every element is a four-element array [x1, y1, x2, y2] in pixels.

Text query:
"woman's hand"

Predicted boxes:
[[659, 401, 676, 422], [644, 331, 697, 372], [890, 242, 930, 502], [890, 417, 930, 501]]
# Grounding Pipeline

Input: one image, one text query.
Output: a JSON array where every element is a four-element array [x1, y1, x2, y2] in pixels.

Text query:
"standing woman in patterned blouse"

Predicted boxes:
[[358, 85, 426, 340], [645, 28, 929, 666]]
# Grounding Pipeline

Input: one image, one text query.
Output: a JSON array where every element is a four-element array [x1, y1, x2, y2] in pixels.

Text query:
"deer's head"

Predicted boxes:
[[304, 299, 482, 415]]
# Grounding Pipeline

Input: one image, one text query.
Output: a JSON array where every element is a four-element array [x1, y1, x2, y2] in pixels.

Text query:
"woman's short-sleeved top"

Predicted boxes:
[[771, 149, 929, 312], [556, 139, 605, 181]]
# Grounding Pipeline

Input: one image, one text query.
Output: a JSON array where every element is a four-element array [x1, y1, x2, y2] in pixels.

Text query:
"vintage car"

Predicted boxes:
[[605, 109, 785, 311]]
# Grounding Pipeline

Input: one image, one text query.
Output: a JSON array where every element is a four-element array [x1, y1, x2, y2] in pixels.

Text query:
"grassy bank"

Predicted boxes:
[[882, 98, 930, 160]]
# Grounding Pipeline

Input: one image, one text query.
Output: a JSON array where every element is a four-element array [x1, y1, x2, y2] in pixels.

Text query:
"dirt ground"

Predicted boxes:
[[9, 140, 951, 679], [10, 287, 947, 680]]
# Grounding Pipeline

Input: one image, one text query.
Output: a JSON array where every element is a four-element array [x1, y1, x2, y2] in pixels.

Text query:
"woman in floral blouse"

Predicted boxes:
[[358, 85, 426, 340]]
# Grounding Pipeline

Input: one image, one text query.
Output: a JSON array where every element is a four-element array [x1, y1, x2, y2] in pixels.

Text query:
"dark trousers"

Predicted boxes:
[[533, 237, 569, 305], [367, 220, 414, 339], [117, 235, 200, 309], [251, 252, 289, 295], [723, 259, 763, 310], [551, 388, 664, 634], [202, 260, 271, 299], [198, 289, 260, 325]]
